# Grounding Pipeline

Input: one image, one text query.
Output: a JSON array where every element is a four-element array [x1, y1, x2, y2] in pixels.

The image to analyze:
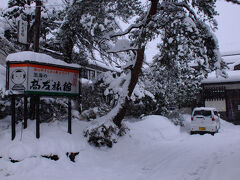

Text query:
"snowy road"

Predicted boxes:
[[0, 115, 240, 180]]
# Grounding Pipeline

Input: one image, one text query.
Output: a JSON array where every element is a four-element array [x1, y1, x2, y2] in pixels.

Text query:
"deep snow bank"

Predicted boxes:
[[128, 115, 181, 142], [0, 118, 89, 161], [0, 115, 181, 161], [1, 114, 240, 180]]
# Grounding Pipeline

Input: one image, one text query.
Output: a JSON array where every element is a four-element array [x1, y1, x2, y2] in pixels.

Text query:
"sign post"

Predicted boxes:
[[7, 61, 80, 140]]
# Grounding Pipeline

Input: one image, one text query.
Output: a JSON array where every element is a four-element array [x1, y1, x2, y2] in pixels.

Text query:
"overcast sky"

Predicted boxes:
[[215, 0, 240, 53], [0, 0, 240, 54]]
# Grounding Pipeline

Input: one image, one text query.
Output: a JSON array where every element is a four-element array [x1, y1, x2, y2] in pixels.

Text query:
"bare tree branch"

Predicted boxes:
[[172, 2, 198, 21]]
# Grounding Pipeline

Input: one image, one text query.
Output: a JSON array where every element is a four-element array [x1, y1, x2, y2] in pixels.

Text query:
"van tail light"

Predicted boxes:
[[212, 116, 215, 121], [191, 116, 193, 121]]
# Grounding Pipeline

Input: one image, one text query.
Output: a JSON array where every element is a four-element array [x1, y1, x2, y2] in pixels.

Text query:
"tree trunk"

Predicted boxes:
[[113, 0, 159, 128]]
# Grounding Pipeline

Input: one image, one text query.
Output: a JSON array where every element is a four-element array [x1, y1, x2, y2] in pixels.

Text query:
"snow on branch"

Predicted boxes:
[[225, 0, 240, 4], [108, 39, 137, 53], [109, 23, 143, 39], [172, 2, 198, 21]]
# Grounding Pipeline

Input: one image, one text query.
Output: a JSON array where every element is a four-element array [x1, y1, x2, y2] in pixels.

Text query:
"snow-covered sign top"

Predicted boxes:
[[6, 51, 81, 96], [6, 51, 80, 69], [6, 51, 118, 72], [202, 70, 240, 84]]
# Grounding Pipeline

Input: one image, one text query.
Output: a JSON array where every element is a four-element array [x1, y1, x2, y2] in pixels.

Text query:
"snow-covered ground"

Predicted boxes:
[[0, 115, 240, 180]]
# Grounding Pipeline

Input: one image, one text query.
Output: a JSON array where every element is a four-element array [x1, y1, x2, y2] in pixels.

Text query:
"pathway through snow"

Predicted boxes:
[[0, 115, 240, 180]]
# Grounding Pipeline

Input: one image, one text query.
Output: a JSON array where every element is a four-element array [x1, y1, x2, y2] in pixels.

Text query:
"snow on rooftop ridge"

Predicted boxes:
[[202, 70, 240, 84], [6, 51, 80, 68], [222, 55, 240, 65], [194, 107, 216, 110], [193, 107, 216, 111]]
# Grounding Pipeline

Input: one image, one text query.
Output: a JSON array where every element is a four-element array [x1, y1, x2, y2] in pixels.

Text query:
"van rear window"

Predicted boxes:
[[193, 110, 211, 116]]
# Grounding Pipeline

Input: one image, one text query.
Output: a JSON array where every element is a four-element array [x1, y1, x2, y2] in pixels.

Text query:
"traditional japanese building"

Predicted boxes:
[[40, 48, 119, 81], [201, 51, 240, 124]]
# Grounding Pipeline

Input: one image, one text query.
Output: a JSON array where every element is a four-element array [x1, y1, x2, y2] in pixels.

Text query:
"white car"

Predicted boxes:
[[190, 107, 220, 135]]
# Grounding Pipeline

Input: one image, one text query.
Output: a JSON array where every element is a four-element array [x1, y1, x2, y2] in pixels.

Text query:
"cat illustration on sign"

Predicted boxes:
[[11, 69, 26, 91]]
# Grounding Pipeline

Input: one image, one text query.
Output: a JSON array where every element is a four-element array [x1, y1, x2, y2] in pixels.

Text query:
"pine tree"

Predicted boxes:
[[83, 0, 229, 146], [57, 0, 142, 63], [145, 4, 207, 114]]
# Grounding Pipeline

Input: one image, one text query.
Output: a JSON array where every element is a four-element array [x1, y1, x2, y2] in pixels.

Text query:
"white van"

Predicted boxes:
[[190, 107, 220, 135]]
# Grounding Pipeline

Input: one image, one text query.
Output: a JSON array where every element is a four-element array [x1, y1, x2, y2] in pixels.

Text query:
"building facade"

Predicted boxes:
[[201, 52, 240, 124]]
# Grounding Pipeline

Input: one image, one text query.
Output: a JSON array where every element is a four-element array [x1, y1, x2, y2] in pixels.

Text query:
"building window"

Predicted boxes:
[[81, 69, 88, 79], [89, 70, 95, 80], [97, 71, 102, 77], [203, 86, 225, 100]]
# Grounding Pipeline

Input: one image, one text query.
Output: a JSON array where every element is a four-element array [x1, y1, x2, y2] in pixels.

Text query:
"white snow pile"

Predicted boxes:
[[1, 115, 240, 180], [130, 115, 181, 142], [0, 119, 89, 161]]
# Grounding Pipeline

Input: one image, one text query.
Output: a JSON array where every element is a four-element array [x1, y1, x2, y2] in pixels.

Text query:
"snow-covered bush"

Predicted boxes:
[[40, 98, 68, 122], [81, 81, 104, 111], [80, 104, 113, 120], [84, 121, 129, 148], [80, 78, 113, 119], [127, 95, 157, 117], [165, 108, 184, 126]]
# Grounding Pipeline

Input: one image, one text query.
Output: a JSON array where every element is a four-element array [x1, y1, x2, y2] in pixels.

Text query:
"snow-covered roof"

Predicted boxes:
[[189, 51, 240, 68], [202, 70, 240, 84], [193, 107, 217, 111], [6, 51, 81, 68], [221, 50, 240, 57], [222, 55, 240, 66]]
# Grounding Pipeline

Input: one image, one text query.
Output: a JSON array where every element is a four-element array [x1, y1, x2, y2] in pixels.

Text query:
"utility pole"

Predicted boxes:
[[34, 0, 41, 52]]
